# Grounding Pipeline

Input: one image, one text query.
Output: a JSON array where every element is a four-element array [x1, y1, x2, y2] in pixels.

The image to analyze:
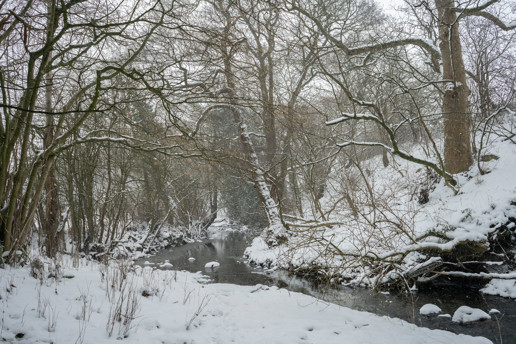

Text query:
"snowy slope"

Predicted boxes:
[[0, 257, 491, 344], [246, 135, 516, 286]]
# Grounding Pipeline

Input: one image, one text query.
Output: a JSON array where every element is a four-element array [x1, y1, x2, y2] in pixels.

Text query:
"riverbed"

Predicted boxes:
[[138, 229, 515, 343]]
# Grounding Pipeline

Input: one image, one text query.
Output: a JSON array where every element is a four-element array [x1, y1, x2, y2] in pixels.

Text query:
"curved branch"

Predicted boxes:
[[455, 0, 515, 31], [456, 0, 500, 13], [462, 11, 516, 31], [290, 2, 441, 72], [321, 64, 457, 186]]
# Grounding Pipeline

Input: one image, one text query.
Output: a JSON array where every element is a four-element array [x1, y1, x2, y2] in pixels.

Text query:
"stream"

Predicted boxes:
[[137, 229, 515, 343]]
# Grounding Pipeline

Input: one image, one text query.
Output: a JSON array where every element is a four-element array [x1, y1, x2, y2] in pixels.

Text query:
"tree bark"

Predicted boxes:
[[436, 0, 473, 174], [43, 71, 60, 258]]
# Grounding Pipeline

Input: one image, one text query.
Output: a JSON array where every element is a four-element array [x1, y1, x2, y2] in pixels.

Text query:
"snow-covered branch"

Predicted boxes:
[[336, 141, 393, 153], [326, 113, 379, 125], [433, 271, 516, 280]]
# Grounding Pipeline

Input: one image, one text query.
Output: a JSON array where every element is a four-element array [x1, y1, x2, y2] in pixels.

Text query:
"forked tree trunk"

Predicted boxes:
[[435, 0, 473, 174]]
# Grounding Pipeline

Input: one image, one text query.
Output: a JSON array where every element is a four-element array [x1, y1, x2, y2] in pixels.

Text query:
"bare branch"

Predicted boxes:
[[290, 2, 441, 72]]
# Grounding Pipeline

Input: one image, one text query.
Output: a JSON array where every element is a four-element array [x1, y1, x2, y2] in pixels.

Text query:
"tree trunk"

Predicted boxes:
[[43, 71, 60, 258], [435, 0, 473, 174], [216, 2, 285, 243]]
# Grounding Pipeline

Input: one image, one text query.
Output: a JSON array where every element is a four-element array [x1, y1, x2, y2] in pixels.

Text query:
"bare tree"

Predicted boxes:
[[291, 0, 515, 176], [0, 0, 170, 260]]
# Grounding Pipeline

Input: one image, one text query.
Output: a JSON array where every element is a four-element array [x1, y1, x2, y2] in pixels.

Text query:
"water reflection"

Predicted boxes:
[[138, 230, 273, 285]]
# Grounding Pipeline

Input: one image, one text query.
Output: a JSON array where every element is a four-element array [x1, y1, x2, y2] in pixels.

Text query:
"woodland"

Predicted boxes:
[[1, 0, 515, 286]]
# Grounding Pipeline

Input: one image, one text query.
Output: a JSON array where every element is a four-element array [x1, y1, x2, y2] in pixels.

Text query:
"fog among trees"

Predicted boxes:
[[1, 0, 515, 263]]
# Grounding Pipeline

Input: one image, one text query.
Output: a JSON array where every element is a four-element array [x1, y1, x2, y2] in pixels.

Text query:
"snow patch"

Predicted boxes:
[[481, 278, 516, 298], [420, 304, 442, 315], [205, 261, 220, 269], [452, 306, 491, 324], [244, 237, 282, 267], [158, 260, 173, 269]]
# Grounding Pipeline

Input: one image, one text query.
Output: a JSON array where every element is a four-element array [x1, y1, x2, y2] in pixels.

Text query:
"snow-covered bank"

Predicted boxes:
[[245, 137, 516, 289], [482, 278, 516, 298], [90, 219, 245, 261], [0, 257, 491, 343]]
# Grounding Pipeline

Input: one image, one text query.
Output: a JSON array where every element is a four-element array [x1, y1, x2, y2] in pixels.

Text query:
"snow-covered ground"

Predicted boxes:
[[0, 257, 492, 343]]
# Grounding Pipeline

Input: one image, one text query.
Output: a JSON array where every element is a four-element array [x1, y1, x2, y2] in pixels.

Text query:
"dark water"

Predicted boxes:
[[137, 230, 516, 343]]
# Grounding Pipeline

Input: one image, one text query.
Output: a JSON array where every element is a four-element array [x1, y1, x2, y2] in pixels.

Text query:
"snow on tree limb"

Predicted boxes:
[[433, 271, 516, 280], [336, 141, 394, 153], [326, 113, 379, 125]]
